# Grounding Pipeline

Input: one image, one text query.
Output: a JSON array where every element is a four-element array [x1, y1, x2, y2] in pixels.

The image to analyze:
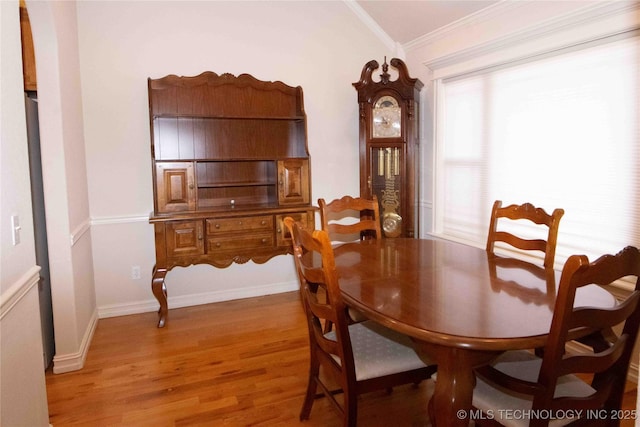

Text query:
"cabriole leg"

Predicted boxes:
[[152, 266, 168, 328]]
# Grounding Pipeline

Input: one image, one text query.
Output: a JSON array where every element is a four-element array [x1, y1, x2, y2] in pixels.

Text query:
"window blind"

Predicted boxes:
[[434, 35, 640, 268]]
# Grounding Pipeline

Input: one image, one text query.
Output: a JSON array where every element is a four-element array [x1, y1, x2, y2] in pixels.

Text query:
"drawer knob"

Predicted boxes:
[[238, 221, 243, 226], [216, 242, 221, 248], [215, 223, 220, 229], [261, 238, 267, 244], [261, 220, 266, 225]]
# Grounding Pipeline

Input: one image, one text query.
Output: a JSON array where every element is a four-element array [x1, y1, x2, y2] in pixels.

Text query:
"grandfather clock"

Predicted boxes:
[[353, 58, 423, 238]]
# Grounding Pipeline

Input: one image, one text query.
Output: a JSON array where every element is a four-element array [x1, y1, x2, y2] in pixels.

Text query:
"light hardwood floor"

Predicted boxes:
[[46, 291, 637, 426]]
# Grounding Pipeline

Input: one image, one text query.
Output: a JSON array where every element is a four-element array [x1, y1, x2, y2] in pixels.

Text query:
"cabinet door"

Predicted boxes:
[[277, 159, 309, 205], [166, 220, 204, 257], [155, 162, 196, 213], [275, 211, 313, 247]]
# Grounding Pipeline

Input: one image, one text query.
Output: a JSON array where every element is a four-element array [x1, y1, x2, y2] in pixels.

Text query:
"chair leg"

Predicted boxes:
[[300, 359, 319, 421], [343, 389, 358, 427]]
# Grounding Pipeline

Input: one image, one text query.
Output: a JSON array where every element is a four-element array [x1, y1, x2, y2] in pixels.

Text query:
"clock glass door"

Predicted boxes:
[[371, 146, 404, 237]]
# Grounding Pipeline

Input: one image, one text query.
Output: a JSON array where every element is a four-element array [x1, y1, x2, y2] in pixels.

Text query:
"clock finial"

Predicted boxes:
[[380, 57, 390, 85]]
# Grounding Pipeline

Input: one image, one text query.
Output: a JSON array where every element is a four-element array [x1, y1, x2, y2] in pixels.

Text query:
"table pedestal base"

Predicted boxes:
[[413, 341, 500, 427]]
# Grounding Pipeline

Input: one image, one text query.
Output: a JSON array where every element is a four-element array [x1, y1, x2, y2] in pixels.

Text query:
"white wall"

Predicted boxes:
[[76, 1, 395, 318], [26, 0, 97, 374], [0, 0, 49, 424]]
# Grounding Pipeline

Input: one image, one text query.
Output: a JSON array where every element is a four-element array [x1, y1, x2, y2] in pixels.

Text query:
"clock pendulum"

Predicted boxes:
[[378, 147, 402, 237]]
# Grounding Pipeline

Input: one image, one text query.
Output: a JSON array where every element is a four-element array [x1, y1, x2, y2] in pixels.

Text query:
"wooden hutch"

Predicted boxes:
[[148, 72, 314, 327]]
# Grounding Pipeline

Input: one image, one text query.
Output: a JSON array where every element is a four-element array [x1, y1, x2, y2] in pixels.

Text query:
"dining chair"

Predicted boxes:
[[318, 195, 382, 327], [283, 217, 436, 427], [473, 245, 640, 427], [486, 200, 565, 269], [318, 195, 382, 243]]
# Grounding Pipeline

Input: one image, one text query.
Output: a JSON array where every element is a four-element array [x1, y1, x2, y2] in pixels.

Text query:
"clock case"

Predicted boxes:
[[353, 58, 423, 238]]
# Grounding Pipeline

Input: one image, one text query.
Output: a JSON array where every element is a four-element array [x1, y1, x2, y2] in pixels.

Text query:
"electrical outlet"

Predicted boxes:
[[131, 266, 141, 280]]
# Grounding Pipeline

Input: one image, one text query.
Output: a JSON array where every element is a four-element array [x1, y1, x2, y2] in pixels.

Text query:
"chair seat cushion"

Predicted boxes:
[[473, 350, 596, 427], [326, 320, 430, 381]]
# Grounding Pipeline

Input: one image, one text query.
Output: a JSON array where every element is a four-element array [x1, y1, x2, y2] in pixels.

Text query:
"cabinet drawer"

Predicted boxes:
[[276, 211, 314, 247], [206, 215, 273, 234], [207, 232, 274, 252]]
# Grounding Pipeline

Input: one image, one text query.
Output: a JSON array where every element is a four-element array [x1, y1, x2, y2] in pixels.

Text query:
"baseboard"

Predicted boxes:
[[52, 308, 98, 374], [627, 362, 639, 384], [97, 280, 299, 319], [93, 279, 640, 384]]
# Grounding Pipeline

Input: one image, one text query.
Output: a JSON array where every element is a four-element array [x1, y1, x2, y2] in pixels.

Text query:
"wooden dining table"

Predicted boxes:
[[332, 237, 617, 427]]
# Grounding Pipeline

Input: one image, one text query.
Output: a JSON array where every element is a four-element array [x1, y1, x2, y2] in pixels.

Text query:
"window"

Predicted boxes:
[[434, 35, 640, 267]]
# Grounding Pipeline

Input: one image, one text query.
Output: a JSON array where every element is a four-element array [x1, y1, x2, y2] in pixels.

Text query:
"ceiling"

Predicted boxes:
[[356, 0, 501, 45]]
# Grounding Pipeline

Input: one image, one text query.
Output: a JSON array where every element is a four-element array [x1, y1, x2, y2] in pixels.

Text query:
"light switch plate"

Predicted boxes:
[[11, 215, 21, 245]]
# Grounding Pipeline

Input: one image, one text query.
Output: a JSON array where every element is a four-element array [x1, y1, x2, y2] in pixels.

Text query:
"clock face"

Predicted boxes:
[[372, 95, 401, 138]]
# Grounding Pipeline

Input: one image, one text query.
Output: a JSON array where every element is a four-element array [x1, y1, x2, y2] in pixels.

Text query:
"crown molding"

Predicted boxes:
[[416, 0, 640, 71], [403, 0, 523, 52], [343, 0, 398, 54]]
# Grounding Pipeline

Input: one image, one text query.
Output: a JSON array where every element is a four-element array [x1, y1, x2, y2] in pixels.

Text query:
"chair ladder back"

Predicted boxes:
[[486, 200, 565, 268], [319, 195, 382, 242], [535, 246, 640, 415]]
